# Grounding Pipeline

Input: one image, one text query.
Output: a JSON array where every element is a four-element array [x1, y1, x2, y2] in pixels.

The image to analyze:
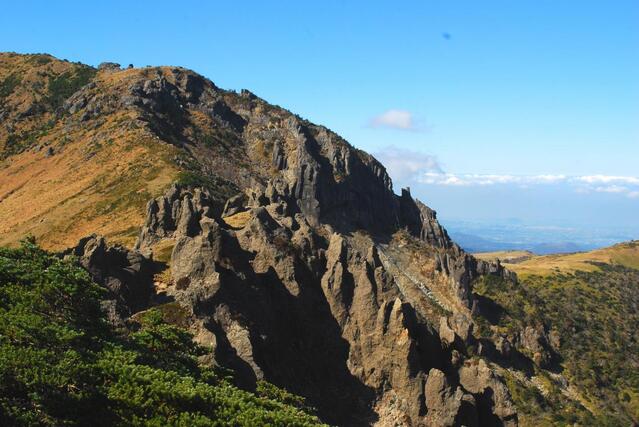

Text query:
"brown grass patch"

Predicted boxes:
[[502, 241, 639, 277], [0, 115, 178, 250], [223, 210, 251, 229], [474, 250, 534, 263]]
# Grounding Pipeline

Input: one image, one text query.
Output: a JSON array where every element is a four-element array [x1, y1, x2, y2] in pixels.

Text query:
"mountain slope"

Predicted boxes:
[[479, 241, 639, 277], [2, 52, 635, 426], [0, 53, 179, 249], [475, 243, 639, 425]]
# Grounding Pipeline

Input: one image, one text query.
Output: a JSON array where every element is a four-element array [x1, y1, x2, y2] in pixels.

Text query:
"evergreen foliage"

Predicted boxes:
[[0, 240, 324, 426]]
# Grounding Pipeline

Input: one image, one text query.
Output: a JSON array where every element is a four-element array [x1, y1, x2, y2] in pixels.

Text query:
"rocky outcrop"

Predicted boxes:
[[439, 314, 474, 349], [516, 325, 557, 368], [135, 185, 218, 254], [424, 369, 477, 427], [54, 61, 521, 426], [118, 182, 519, 426], [459, 359, 518, 426], [68, 235, 155, 324], [399, 188, 453, 249]]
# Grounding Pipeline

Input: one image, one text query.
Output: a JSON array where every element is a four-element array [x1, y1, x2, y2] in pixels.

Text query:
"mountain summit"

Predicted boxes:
[[2, 53, 635, 426]]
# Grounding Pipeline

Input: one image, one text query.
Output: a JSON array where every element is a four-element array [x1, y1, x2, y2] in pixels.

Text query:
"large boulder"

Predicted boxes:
[[459, 359, 518, 426], [425, 368, 478, 427], [69, 234, 155, 323]]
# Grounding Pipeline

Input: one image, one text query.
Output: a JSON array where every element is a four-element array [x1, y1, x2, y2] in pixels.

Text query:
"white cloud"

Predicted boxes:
[[374, 147, 442, 181], [535, 174, 567, 183], [369, 110, 416, 130], [417, 173, 569, 186], [577, 175, 639, 185], [415, 172, 639, 198], [594, 185, 629, 194]]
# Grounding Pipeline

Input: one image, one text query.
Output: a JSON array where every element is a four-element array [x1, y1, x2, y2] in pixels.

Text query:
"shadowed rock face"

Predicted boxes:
[[68, 235, 155, 324], [49, 61, 519, 426], [120, 180, 515, 425]]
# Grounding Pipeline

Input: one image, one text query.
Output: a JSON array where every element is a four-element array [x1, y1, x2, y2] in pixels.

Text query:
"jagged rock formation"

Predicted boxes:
[[2, 53, 527, 426], [68, 235, 155, 325], [126, 177, 516, 425]]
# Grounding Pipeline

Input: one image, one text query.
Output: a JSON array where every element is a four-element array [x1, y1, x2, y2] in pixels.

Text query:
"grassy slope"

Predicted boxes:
[[501, 241, 639, 277], [0, 54, 179, 250], [0, 53, 299, 251], [474, 250, 534, 263], [475, 242, 639, 425], [0, 116, 178, 249]]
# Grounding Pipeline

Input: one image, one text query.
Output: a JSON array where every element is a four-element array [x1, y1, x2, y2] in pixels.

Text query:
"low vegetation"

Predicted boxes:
[[0, 240, 324, 426], [522, 266, 639, 423], [475, 247, 639, 425], [45, 66, 97, 109], [0, 73, 21, 99]]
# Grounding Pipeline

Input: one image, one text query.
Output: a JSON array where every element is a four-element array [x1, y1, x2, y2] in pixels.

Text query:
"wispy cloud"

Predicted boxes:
[[576, 175, 639, 185], [369, 110, 417, 131], [594, 185, 629, 194], [418, 173, 568, 186], [374, 147, 442, 180], [415, 172, 639, 198]]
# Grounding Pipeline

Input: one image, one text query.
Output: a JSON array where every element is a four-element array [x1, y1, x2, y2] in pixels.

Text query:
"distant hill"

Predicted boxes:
[[497, 240, 639, 277], [474, 250, 534, 264]]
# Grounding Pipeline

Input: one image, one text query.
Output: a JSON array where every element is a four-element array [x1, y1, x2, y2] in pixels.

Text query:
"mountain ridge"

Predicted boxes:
[[2, 52, 637, 426]]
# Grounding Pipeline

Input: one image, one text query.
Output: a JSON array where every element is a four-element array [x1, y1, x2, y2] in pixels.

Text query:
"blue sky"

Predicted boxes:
[[2, 1, 638, 235]]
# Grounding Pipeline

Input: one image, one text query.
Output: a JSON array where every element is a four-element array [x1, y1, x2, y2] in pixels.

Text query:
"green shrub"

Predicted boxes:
[[45, 66, 97, 109], [0, 73, 21, 99], [0, 240, 325, 426], [479, 265, 639, 424]]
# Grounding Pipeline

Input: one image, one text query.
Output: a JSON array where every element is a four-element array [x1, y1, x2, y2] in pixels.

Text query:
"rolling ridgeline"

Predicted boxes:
[[0, 53, 637, 426]]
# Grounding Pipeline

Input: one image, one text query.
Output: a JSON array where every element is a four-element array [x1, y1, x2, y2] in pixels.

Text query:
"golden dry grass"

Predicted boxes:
[[0, 56, 233, 250], [501, 241, 639, 277], [0, 113, 178, 250], [151, 238, 175, 264], [223, 210, 251, 229], [0, 54, 190, 250]]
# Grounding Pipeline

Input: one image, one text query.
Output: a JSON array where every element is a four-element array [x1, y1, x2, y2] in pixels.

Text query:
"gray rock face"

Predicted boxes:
[[516, 325, 556, 368], [222, 193, 248, 217], [458, 359, 518, 426], [425, 369, 477, 427], [68, 234, 155, 323], [135, 185, 217, 254], [435, 250, 513, 309], [121, 183, 519, 426], [399, 188, 454, 249], [439, 314, 474, 349], [97, 62, 121, 71]]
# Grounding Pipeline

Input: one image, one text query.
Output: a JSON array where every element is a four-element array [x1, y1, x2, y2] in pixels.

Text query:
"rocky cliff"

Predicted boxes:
[[1, 53, 533, 426]]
